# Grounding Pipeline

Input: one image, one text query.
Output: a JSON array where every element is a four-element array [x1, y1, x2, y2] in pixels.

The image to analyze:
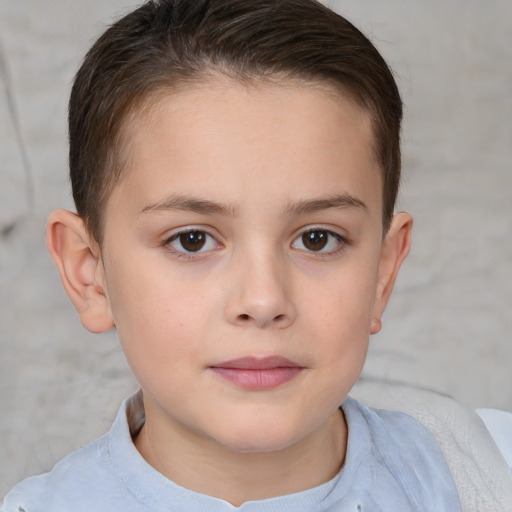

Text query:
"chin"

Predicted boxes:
[[210, 420, 306, 455]]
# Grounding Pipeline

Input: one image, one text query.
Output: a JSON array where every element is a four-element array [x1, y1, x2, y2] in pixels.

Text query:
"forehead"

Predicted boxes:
[[109, 78, 382, 219]]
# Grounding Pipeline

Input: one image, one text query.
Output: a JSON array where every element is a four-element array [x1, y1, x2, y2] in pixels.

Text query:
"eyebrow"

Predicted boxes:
[[140, 195, 239, 216], [140, 192, 367, 217], [284, 194, 368, 215]]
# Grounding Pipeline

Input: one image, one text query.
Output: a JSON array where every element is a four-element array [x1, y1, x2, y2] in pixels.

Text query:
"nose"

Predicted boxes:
[[224, 250, 297, 329]]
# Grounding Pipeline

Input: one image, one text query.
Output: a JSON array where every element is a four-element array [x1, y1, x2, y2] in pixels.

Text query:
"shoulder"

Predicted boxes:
[[341, 397, 462, 511], [1, 434, 114, 512], [351, 379, 512, 512], [343, 396, 459, 482], [1, 394, 145, 512]]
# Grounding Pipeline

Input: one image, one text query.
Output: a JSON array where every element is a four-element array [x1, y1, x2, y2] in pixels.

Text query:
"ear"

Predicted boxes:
[[46, 209, 114, 334], [371, 212, 413, 334]]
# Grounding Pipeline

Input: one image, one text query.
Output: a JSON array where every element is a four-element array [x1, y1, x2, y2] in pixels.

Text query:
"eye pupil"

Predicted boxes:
[[302, 230, 328, 251], [180, 231, 206, 252]]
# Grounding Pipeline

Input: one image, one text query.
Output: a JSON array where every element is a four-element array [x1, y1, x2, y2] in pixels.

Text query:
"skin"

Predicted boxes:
[[47, 78, 412, 506]]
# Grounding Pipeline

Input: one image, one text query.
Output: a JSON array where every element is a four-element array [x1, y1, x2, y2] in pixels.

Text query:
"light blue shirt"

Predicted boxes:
[[1, 393, 461, 511]]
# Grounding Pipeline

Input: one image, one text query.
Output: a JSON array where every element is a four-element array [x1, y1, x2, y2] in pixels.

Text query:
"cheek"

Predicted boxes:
[[309, 265, 378, 331], [105, 258, 216, 360], [112, 286, 212, 394], [298, 261, 379, 382]]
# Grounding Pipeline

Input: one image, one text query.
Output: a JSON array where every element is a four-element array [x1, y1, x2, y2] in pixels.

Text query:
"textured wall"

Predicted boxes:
[[1, 0, 511, 496]]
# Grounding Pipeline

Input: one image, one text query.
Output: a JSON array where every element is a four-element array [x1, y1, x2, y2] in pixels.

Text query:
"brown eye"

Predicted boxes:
[[179, 231, 206, 252], [302, 230, 329, 251], [292, 228, 345, 253], [167, 230, 218, 254]]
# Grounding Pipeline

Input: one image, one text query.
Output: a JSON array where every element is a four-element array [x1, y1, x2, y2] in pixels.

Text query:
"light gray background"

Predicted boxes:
[[1, 0, 511, 496]]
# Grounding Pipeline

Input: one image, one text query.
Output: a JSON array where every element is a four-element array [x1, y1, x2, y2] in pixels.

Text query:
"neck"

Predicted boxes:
[[134, 405, 346, 506]]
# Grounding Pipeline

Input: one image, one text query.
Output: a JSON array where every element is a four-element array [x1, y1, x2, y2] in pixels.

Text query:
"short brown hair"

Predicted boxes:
[[69, 0, 402, 243]]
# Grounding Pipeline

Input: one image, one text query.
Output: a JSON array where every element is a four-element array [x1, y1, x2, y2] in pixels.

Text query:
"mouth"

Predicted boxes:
[[209, 356, 304, 391]]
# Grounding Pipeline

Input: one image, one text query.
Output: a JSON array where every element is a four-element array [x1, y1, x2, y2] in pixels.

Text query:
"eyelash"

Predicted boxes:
[[162, 227, 349, 258], [163, 228, 221, 258], [291, 228, 348, 255]]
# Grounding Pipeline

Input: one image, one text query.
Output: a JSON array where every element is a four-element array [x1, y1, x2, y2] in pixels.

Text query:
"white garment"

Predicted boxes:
[[476, 407, 512, 472], [2, 392, 461, 511], [352, 379, 512, 512]]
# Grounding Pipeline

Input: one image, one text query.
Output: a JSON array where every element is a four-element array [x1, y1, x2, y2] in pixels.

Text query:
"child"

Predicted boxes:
[[2, 0, 511, 510]]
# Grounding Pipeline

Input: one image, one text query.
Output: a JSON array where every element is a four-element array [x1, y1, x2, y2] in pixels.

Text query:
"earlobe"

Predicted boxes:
[[46, 209, 114, 334], [371, 212, 413, 334]]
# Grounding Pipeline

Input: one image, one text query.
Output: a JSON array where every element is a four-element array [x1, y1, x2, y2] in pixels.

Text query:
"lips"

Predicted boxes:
[[209, 356, 303, 390]]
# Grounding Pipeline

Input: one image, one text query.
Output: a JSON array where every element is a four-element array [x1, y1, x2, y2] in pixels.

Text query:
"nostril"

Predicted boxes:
[[239, 314, 250, 321]]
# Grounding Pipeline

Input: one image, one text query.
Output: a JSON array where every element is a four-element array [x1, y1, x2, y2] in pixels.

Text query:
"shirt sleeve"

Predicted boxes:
[[477, 408, 512, 472]]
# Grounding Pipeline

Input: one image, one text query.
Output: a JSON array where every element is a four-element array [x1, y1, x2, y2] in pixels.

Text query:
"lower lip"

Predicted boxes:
[[210, 367, 302, 391]]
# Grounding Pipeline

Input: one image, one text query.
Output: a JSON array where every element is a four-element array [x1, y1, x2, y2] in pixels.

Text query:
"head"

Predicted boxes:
[[47, 0, 412, 492], [68, 0, 402, 245]]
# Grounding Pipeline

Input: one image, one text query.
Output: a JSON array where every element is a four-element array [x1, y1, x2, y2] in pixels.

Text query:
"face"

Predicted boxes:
[[99, 79, 389, 454]]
